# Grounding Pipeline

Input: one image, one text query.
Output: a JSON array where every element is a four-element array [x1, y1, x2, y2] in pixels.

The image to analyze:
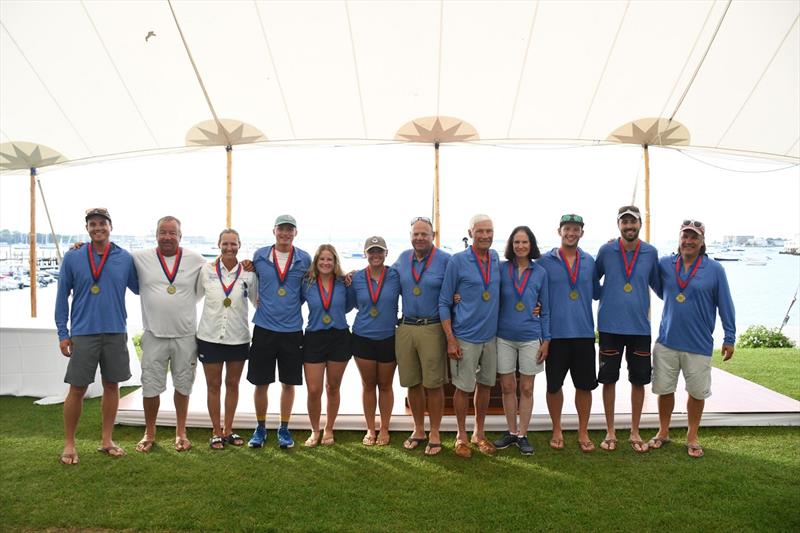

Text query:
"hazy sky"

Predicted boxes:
[[0, 142, 798, 249]]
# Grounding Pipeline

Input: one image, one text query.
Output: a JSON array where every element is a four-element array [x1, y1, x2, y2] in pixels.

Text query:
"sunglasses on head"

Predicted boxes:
[[410, 216, 432, 225], [682, 219, 704, 228], [560, 214, 583, 224]]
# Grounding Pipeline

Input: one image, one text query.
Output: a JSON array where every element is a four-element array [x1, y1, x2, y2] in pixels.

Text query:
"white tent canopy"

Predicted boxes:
[[1, 0, 798, 165]]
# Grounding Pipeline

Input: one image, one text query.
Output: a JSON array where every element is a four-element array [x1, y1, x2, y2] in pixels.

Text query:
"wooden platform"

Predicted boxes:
[[117, 361, 800, 432]]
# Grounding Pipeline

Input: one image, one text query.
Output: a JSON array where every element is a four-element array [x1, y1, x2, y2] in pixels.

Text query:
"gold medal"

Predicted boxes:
[[223, 297, 232, 308], [322, 314, 332, 324], [412, 286, 422, 296], [569, 290, 578, 300], [515, 301, 525, 312], [482, 291, 491, 301], [676, 293, 686, 303], [369, 307, 379, 318], [278, 287, 287, 297], [90, 284, 100, 295], [623, 283, 633, 293], [167, 284, 177, 294]]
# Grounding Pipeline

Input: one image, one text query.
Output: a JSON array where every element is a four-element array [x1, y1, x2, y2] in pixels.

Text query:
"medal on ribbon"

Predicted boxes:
[[411, 247, 436, 297], [674, 255, 702, 304], [87, 242, 110, 295], [509, 262, 532, 312], [366, 267, 386, 318], [157, 247, 182, 295], [619, 239, 640, 294], [558, 249, 581, 301], [273, 246, 294, 297], [317, 275, 334, 325], [216, 259, 242, 309], [471, 246, 492, 302]]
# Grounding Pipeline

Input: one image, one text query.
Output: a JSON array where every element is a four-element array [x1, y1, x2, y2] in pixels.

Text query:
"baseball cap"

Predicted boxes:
[[363, 236, 388, 253], [274, 214, 297, 228], [85, 207, 112, 223], [680, 219, 705, 235], [559, 214, 584, 227], [617, 206, 641, 221]]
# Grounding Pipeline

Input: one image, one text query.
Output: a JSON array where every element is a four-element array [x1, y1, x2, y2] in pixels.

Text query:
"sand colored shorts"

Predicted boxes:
[[140, 331, 197, 397], [449, 338, 497, 393], [651, 342, 712, 400], [496, 337, 543, 376], [395, 322, 448, 388]]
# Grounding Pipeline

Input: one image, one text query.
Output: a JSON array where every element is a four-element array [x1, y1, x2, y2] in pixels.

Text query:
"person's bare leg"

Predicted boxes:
[[324, 361, 348, 438], [100, 380, 121, 452], [472, 383, 491, 441], [453, 388, 470, 442], [174, 391, 190, 446], [575, 389, 592, 447], [303, 363, 325, 434], [376, 361, 397, 443], [62, 385, 87, 463], [279, 384, 294, 422], [222, 361, 245, 436], [499, 372, 518, 434], [355, 357, 378, 437], [518, 375, 534, 435], [602, 383, 616, 444], [630, 383, 645, 443], [656, 393, 674, 441], [253, 384, 268, 422], [686, 394, 705, 455], [426, 385, 444, 445], [546, 390, 564, 446], [407, 384, 427, 440], [203, 363, 224, 437], [142, 395, 160, 444]]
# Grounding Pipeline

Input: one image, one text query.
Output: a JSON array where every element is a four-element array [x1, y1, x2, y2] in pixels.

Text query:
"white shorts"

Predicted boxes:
[[449, 338, 497, 393], [140, 331, 198, 397], [496, 337, 543, 376], [651, 342, 712, 400]]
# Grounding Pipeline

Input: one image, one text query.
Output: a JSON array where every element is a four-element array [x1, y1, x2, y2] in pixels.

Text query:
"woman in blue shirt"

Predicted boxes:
[[301, 244, 353, 447]]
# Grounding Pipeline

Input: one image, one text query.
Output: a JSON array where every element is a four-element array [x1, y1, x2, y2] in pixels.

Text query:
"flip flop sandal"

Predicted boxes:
[[321, 435, 335, 446], [175, 437, 192, 452], [135, 439, 155, 453], [403, 436, 426, 450], [646, 436, 671, 450], [304, 433, 320, 448], [630, 439, 649, 453], [224, 433, 244, 446], [578, 440, 596, 453], [362, 433, 376, 446], [685, 443, 705, 458], [97, 444, 126, 457], [424, 442, 442, 456], [376, 434, 391, 446], [209, 436, 225, 450], [600, 438, 617, 451], [59, 452, 79, 465], [549, 438, 565, 450]]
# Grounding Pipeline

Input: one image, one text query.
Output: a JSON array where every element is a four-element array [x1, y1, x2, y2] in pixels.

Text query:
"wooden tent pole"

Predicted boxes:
[[226, 145, 233, 228], [29, 167, 37, 317], [434, 142, 440, 247], [643, 144, 651, 243]]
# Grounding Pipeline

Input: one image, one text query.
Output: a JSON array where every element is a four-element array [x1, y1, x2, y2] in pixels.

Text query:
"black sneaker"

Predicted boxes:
[[493, 432, 518, 450], [517, 435, 534, 455]]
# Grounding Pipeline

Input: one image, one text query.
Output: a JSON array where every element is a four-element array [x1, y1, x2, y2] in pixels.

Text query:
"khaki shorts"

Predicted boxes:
[[141, 331, 197, 397], [496, 337, 543, 376], [651, 342, 712, 400], [449, 338, 497, 393], [395, 323, 447, 388]]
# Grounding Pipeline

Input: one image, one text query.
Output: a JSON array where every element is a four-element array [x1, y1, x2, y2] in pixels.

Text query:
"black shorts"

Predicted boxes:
[[303, 328, 352, 363], [597, 332, 652, 385], [246, 326, 303, 386], [352, 333, 396, 364], [197, 338, 249, 364], [545, 338, 597, 393]]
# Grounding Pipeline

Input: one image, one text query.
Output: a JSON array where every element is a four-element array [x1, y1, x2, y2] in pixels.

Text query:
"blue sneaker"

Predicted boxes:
[[517, 435, 534, 456], [248, 426, 267, 448], [277, 426, 294, 449], [493, 431, 518, 450]]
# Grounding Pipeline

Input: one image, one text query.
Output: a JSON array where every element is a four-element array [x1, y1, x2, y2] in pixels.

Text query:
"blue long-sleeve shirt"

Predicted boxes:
[[656, 254, 736, 356], [537, 247, 599, 339], [252, 245, 311, 332], [301, 276, 353, 332], [438, 248, 500, 344], [55, 243, 139, 340], [596, 240, 661, 336], [392, 247, 451, 319], [349, 267, 401, 340], [497, 260, 551, 342]]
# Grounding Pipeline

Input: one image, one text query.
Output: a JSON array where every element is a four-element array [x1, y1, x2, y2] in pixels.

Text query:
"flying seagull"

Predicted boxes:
[[145, 31, 156, 42]]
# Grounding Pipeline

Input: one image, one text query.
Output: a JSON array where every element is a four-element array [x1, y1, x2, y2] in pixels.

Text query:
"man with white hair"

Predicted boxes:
[[648, 219, 735, 458], [439, 214, 500, 458]]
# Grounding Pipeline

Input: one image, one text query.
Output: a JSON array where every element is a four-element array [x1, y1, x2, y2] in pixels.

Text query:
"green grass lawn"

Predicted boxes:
[[1, 348, 798, 532], [712, 347, 800, 400]]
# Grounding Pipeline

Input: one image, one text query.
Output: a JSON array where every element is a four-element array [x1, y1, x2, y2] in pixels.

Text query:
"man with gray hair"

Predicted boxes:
[[439, 214, 500, 458], [133, 216, 205, 453]]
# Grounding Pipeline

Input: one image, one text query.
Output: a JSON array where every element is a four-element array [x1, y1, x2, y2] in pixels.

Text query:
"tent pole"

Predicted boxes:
[[226, 145, 232, 228], [37, 177, 62, 263], [29, 167, 37, 318], [643, 144, 651, 243], [434, 141, 440, 247]]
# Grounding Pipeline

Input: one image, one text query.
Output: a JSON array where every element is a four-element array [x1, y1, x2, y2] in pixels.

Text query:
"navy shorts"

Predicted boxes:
[[597, 332, 652, 385], [545, 338, 597, 393], [246, 326, 303, 386], [197, 338, 249, 365], [352, 333, 396, 364], [303, 328, 352, 364]]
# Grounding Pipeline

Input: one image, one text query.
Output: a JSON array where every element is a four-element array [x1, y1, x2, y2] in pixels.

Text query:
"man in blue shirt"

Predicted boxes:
[[439, 214, 500, 458], [595, 206, 661, 453], [393, 217, 451, 456], [55, 208, 138, 465], [648, 220, 735, 458], [247, 215, 312, 449], [537, 214, 599, 453]]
